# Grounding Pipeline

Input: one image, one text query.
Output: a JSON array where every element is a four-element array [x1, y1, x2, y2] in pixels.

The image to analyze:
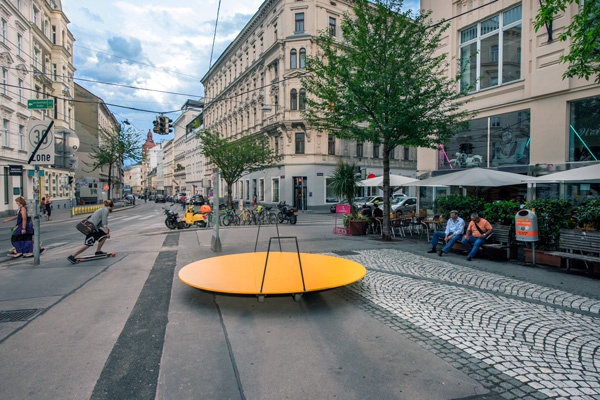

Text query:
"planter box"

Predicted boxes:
[[524, 248, 563, 267], [349, 220, 368, 236]]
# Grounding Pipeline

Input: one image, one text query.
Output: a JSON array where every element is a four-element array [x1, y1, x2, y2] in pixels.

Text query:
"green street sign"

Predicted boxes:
[[27, 99, 55, 110]]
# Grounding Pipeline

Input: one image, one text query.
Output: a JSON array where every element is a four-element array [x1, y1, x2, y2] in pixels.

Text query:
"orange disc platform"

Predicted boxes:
[[178, 252, 366, 295]]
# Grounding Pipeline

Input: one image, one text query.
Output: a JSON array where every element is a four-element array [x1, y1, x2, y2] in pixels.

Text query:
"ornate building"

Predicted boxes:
[[201, 0, 417, 209]]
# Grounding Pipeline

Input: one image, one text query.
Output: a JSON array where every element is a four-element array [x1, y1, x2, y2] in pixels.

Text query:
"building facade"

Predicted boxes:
[[418, 0, 600, 206], [201, 0, 418, 210], [0, 0, 76, 214]]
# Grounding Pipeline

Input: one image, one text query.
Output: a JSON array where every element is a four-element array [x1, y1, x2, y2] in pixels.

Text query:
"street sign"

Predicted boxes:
[[27, 99, 54, 110], [27, 121, 55, 165], [103, 185, 109, 191], [8, 165, 22, 176], [125, 185, 131, 190]]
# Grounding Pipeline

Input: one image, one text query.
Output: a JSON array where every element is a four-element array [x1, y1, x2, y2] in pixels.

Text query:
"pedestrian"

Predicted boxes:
[[427, 210, 465, 256], [461, 212, 494, 261], [45, 195, 52, 221], [68, 200, 114, 264], [3, 196, 34, 258], [253, 194, 257, 207], [41, 197, 46, 216]]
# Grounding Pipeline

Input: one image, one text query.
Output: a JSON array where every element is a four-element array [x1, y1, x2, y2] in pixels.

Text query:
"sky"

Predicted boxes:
[[61, 0, 420, 144]]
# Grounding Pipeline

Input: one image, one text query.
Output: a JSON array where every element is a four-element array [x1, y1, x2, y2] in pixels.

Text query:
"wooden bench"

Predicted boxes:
[[546, 229, 600, 273], [451, 224, 512, 259], [480, 224, 512, 259]]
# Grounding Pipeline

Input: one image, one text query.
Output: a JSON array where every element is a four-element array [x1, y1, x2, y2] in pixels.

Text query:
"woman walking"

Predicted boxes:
[[3, 197, 34, 258], [45, 195, 52, 221]]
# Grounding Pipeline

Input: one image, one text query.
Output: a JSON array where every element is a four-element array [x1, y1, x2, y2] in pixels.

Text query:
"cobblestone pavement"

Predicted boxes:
[[326, 249, 600, 400]]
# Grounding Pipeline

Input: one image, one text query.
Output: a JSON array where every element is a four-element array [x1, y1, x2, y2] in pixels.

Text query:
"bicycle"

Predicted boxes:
[[255, 205, 277, 224], [220, 208, 240, 226], [239, 207, 255, 225]]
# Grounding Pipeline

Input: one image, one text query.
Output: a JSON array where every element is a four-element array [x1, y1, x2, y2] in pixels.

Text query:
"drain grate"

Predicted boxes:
[[332, 250, 359, 256], [0, 309, 43, 323]]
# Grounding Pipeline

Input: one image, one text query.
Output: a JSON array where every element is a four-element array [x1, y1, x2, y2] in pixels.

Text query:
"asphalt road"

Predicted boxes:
[[0, 202, 598, 399]]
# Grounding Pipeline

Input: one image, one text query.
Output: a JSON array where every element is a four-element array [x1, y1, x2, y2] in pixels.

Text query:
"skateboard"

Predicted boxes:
[[76, 253, 116, 263]]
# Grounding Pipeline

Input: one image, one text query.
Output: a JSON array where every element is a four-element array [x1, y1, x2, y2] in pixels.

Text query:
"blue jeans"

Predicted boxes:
[[461, 236, 486, 258], [431, 232, 461, 253]]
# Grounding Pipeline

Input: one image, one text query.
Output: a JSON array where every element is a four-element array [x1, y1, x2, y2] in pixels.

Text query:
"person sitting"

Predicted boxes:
[[372, 203, 383, 218], [427, 210, 465, 256], [461, 213, 493, 261], [361, 204, 372, 218]]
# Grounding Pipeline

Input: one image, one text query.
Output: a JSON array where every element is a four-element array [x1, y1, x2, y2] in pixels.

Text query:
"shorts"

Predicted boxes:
[[84, 228, 107, 246]]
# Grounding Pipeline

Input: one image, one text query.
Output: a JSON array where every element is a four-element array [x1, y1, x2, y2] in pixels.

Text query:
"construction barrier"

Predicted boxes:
[[72, 205, 103, 217]]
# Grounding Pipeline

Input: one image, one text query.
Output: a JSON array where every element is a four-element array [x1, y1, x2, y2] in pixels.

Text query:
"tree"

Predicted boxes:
[[197, 130, 280, 208], [330, 162, 361, 218], [85, 125, 143, 201], [534, 0, 600, 84], [302, 0, 472, 240]]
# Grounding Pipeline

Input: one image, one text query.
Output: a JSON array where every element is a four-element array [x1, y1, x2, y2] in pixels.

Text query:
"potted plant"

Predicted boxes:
[[576, 199, 600, 231], [330, 161, 365, 235]]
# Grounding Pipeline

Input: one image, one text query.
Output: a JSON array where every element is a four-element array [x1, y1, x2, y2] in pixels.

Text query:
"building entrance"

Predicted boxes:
[[293, 176, 307, 210]]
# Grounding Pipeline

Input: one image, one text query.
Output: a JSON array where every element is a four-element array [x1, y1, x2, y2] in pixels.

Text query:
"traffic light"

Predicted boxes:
[[157, 116, 167, 134], [153, 119, 160, 134], [68, 176, 73, 185], [165, 117, 173, 134]]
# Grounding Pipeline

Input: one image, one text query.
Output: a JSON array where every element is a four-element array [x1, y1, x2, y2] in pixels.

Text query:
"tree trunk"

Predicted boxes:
[[227, 184, 233, 209], [382, 144, 392, 241]]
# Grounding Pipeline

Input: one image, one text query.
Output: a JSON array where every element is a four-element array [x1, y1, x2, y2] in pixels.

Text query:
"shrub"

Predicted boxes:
[[576, 198, 600, 230], [483, 201, 521, 226], [525, 199, 573, 251], [436, 195, 487, 222]]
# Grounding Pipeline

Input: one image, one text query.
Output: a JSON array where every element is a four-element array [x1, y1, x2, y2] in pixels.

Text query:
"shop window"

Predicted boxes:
[[272, 178, 279, 202], [569, 96, 600, 162]]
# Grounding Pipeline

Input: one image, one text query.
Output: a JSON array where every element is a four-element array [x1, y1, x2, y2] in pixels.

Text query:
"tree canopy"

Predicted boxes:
[[85, 125, 142, 200], [534, 0, 600, 84], [197, 130, 280, 207], [302, 0, 472, 240]]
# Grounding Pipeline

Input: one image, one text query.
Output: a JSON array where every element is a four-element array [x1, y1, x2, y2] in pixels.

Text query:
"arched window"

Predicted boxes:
[[299, 48, 306, 68], [290, 49, 297, 69], [299, 89, 306, 110], [290, 89, 298, 110]]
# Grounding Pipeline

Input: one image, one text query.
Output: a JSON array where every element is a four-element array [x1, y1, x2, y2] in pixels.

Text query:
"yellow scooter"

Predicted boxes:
[[182, 205, 208, 228]]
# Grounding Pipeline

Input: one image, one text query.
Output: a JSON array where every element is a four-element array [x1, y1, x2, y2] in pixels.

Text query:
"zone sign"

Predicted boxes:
[[27, 121, 55, 165]]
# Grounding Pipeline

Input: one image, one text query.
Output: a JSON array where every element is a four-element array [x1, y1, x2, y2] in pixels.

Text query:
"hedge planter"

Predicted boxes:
[[349, 220, 369, 236], [524, 248, 563, 268]]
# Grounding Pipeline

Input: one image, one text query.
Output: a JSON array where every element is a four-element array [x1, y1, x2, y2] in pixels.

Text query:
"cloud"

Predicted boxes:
[[80, 7, 103, 23], [105, 36, 148, 65]]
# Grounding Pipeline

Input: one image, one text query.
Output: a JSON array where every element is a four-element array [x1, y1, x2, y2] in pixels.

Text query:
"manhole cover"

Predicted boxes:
[[0, 309, 43, 323], [332, 250, 359, 256]]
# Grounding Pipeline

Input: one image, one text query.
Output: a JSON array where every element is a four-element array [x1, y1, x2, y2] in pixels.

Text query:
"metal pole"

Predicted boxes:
[[532, 242, 536, 266], [33, 165, 40, 265], [211, 168, 222, 252]]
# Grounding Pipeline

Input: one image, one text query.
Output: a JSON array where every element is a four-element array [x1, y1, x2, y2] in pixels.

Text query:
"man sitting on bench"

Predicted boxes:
[[427, 210, 465, 257], [461, 213, 493, 261]]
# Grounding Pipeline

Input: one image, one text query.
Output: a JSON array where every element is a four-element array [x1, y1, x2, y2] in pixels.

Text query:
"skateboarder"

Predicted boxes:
[[68, 200, 114, 264]]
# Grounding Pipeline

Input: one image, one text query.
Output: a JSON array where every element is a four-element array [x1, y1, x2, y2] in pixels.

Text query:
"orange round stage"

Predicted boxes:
[[179, 252, 366, 300]]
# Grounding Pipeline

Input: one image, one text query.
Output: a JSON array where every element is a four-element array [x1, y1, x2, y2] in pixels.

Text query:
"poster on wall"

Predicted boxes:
[[490, 110, 530, 167]]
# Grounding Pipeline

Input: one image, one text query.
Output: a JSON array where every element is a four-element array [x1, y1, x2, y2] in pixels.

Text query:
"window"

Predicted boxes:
[[259, 179, 265, 201], [34, 48, 40, 69], [246, 180, 250, 200], [272, 178, 279, 202], [299, 48, 306, 68], [329, 17, 336, 36], [290, 49, 297, 69], [3, 119, 8, 147], [356, 142, 364, 158], [373, 144, 380, 159], [460, 5, 522, 93], [52, 26, 57, 44], [19, 125, 24, 150], [325, 178, 337, 203], [404, 147, 410, 160], [1, 19, 6, 44], [438, 109, 530, 169], [53, 64, 57, 80], [274, 23, 278, 41], [295, 132, 305, 154], [1, 68, 6, 95], [33, 7, 38, 25], [328, 134, 335, 155], [18, 79, 23, 103], [569, 96, 600, 162], [17, 34, 22, 57], [295, 13, 304, 33], [299, 89, 306, 110]]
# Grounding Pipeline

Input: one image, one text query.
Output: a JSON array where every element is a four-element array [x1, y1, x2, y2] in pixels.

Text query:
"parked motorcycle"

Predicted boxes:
[[181, 205, 209, 228], [277, 201, 298, 224], [164, 207, 182, 230]]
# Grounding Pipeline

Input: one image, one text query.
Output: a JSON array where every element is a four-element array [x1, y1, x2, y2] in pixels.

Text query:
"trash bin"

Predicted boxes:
[[515, 209, 538, 242]]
